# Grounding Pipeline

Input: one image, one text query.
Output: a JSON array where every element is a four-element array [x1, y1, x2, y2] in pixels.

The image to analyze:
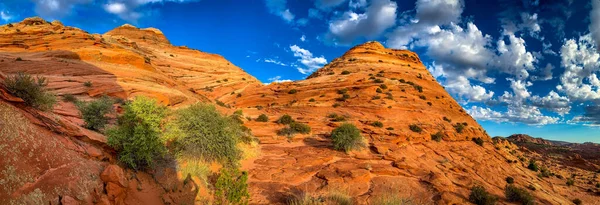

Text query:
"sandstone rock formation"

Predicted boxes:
[[1, 17, 599, 204]]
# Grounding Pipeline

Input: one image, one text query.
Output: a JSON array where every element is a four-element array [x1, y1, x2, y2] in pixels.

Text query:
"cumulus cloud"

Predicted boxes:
[[590, 0, 600, 48], [443, 75, 495, 103], [531, 63, 553, 81], [0, 11, 12, 22], [268, 76, 293, 84], [468, 104, 559, 125], [530, 91, 571, 115], [570, 105, 600, 126], [557, 34, 600, 102], [415, 0, 463, 25], [494, 33, 537, 79], [265, 0, 295, 22], [290, 45, 327, 74], [325, 0, 397, 44]]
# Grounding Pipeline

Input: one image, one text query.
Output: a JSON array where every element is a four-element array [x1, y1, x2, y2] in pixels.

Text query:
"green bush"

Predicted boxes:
[[409, 124, 422, 133], [256, 114, 269, 122], [331, 123, 365, 152], [419, 95, 426, 100], [277, 114, 295, 124], [309, 98, 315, 102], [505, 185, 534, 205], [431, 131, 443, 142], [62, 94, 77, 102], [332, 103, 341, 108], [288, 89, 298, 94], [454, 123, 465, 133], [527, 160, 539, 172], [328, 113, 346, 122], [337, 88, 348, 94], [77, 96, 113, 131], [215, 168, 250, 205], [83, 81, 92, 87], [336, 93, 351, 101], [443, 116, 451, 122], [567, 178, 575, 186], [473, 137, 484, 146], [341, 70, 350, 75], [539, 166, 552, 177], [572, 198, 582, 205], [371, 121, 383, 128], [290, 122, 311, 134], [506, 176, 515, 184], [167, 103, 246, 165], [469, 185, 498, 205], [374, 78, 384, 83], [379, 84, 388, 89], [4, 72, 56, 111], [376, 88, 383, 93], [106, 96, 167, 170]]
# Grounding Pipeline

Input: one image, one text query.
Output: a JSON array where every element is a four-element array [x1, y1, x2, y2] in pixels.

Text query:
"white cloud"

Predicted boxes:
[[415, 0, 464, 25], [589, 0, 600, 48], [494, 33, 537, 79], [349, 0, 367, 9], [468, 105, 559, 125], [290, 45, 327, 74], [530, 91, 571, 115], [325, 0, 397, 44], [531, 63, 553, 81], [32, 0, 91, 19], [268, 76, 293, 84], [557, 34, 600, 102], [104, 2, 127, 14], [0, 11, 12, 22], [300, 35, 306, 42], [264, 58, 287, 66], [265, 0, 295, 23], [542, 42, 557, 56], [308, 8, 322, 19], [444, 75, 495, 102]]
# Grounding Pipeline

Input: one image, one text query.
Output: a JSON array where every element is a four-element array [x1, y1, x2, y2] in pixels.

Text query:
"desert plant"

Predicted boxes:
[[469, 185, 498, 205], [371, 121, 383, 128], [336, 93, 351, 101], [215, 168, 250, 205], [341, 70, 350, 75], [539, 166, 552, 177], [374, 78, 384, 83], [4, 72, 56, 111], [290, 122, 311, 134], [419, 95, 426, 100], [572, 198, 582, 205], [409, 124, 422, 133], [505, 176, 515, 184], [443, 116, 451, 122], [386, 127, 394, 130], [277, 114, 295, 124], [431, 131, 443, 142], [331, 123, 365, 152], [288, 89, 298, 94], [77, 96, 113, 131], [376, 88, 383, 93], [106, 96, 167, 170], [566, 178, 575, 186], [15, 57, 23, 61], [256, 114, 269, 122], [62, 94, 77, 103], [473, 137, 484, 146], [454, 123, 465, 133], [527, 160, 539, 172], [328, 113, 346, 122], [379, 84, 388, 89], [327, 192, 352, 205], [332, 103, 341, 108], [83, 81, 92, 87], [526, 184, 536, 191], [309, 98, 316, 102], [505, 185, 534, 205], [337, 88, 348, 94], [167, 103, 246, 165]]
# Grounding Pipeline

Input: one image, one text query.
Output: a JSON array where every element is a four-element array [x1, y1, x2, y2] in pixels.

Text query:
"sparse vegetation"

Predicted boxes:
[[469, 185, 498, 205], [309, 98, 315, 102], [376, 88, 383, 93], [256, 114, 269, 122], [341, 70, 351, 75], [15, 57, 23, 61], [106, 97, 167, 170], [443, 116, 451, 122], [506, 177, 514, 184], [431, 131, 443, 142], [379, 84, 388, 89], [572, 198, 582, 205], [374, 78, 384, 83], [288, 89, 298, 94], [215, 168, 250, 205], [567, 178, 575, 186], [409, 124, 422, 133], [62, 94, 77, 103], [419, 95, 426, 100], [277, 114, 295, 124], [527, 160, 539, 172], [4, 72, 56, 111], [331, 123, 365, 152], [333, 103, 341, 108], [454, 123, 465, 133], [505, 185, 534, 205], [77, 96, 113, 131], [371, 121, 383, 128], [83, 81, 92, 87], [386, 127, 394, 130], [472, 137, 484, 146], [328, 113, 346, 122]]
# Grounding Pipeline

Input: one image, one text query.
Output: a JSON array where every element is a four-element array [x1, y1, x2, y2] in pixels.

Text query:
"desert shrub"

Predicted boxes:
[[328, 113, 346, 122], [106, 97, 167, 170], [83, 81, 92, 87], [337, 88, 348, 94], [376, 88, 383, 93], [290, 122, 311, 134], [567, 178, 575, 186], [526, 184, 536, 191], [419, 95, 426, 100], [374, 78, 384, 83], [62, 94, 77, 102], [431, 131, 443, 142], [288, 89, 298, 94], [309, 98, 315, 102], [506, 176, 515, 184], [386, 127, 394, 130], [331, 123, 365, 152], [409, 124, 422, 133], [539, 166, 552, 177], [527, 160, 539, 172], [372, 95, 381, 100], [332, 103, 341, 108], [336, 93, 351, 101], [277, 114, 295, 124], [379, 84, 388, 89], [215, 168, 250, 205], [327, 192, 352, 205], [77, 96, 113, 131], [371, 121, 383, 128], [4, 72, 57, 111], [16, 57, 23, 61], [454, 123, 465, 133], [505, 185, 534, 205], [341, 70, 350, 75], [427, 102, 432, 106], [443, 116, 451, 122], [572, 199, 582, 205], [167, 103, 246, 165], [256, 114, 269, 122], [473, 137, 484, 146], [372, 194, 417, 205], [469, 185, 498, 205]]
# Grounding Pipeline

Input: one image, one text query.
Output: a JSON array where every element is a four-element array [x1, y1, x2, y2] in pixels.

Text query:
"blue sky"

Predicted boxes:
[[1, 0, 600, 143]]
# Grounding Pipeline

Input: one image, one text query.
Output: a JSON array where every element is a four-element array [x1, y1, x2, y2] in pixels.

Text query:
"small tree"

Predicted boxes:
[[215, 168, 250, 205], [4, 72, 56, 111], [256, 114, 269, 122], [106, 96, 167, 170], [77, 96, 113, 131], [331, 123, 365, 152], [469, 185, 498, 205]]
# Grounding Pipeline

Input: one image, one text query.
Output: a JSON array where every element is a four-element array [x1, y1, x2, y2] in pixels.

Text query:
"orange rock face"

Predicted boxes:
[[1, 17, 599, 205]]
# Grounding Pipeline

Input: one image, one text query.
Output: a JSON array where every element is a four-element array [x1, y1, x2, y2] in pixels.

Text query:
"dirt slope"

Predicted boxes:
[[1, 17, 598, 204]]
